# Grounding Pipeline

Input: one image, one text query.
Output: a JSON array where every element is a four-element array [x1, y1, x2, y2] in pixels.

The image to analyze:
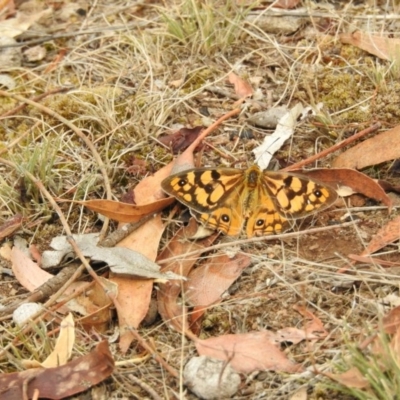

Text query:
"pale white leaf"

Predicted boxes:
[[253, 103, 304, 170], [13, 303, 43, 326], [41, 233, 183, 280]]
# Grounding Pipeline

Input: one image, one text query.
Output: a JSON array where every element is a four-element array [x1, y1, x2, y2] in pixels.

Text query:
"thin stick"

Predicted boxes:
[[169, 108, 241, 173], [0, 265, 82, 319], [158, 220, 359, 265], [0, 87, 70, 118], [0, 22, 150, 49], [98, 213, 156, 247], [282, 122, 381, 171], [187, 108, 241, 153], [127, 374, 164, 400]]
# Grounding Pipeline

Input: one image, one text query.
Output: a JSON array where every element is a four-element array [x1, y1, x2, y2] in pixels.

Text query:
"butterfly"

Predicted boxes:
[[161, 165, 337, 237]]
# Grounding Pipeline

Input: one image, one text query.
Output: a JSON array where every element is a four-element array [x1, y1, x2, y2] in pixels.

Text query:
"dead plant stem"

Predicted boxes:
[[283, 122, 381, 171], [0, 87, 70, 118], [158, 220, 359, 265], [188, 108, 241, 152]]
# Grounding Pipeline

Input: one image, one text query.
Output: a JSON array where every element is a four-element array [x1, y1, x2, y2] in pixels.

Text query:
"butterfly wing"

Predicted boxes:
[[262, 171, 338, 217], [161, 168, 246, 235], [247, 171, 338, 237], [162, 167, 338, 238], [246, 184, 289, 237]]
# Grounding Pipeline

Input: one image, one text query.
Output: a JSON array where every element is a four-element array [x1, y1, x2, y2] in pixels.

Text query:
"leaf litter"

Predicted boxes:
[[41, 233, 182, 280], [1, 0, 400, 398]]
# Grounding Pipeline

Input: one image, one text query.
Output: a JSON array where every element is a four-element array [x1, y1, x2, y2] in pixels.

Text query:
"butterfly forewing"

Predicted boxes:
[[261, 171, 338, 219], [161, 168, 247, 235], [161, 168, 243, 210]]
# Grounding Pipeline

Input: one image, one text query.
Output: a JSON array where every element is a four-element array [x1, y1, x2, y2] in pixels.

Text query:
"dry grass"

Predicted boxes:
[[1, 0, 400, 399]]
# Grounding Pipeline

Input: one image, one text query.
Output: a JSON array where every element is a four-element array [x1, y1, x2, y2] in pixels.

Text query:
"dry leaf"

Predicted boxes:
[[0, 214, 23, 240], [116, 216, 165, 260], [293, 304, 328, 339], [113, 163, 173, 350], [65, 279, 114, 333], [113, 213, 164, 353], [41, 313, 75, 368], [41, 233, 182, 280], [114, 163, 173, 255], [228, 72, 253, 98], [110, 276, 153, 354], [383, 306, 400, 334], [157, 219, 218, 332], [158, 126, 204, 154], [113, 164, 172, 349], [195, 331, 303, 374], [358, 216, 400, 257], [110, 216, 165, 353], [333, 125, 400, 169], [184, 253, 251, 307], [76, 197, 174, 223], [185, 253, 251, 333], [348, 254, 400, 268], [276, 327, 323, 345], [0, 341, 114, 400], [131, 162, 173, 205], [253, 103, 303, 170], [326, 366, 370, 389], [11, 246, 53, 292], [340, 31, 400, 61]]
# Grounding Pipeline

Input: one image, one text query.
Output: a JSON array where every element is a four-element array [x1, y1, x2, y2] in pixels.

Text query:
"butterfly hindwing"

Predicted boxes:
[[245, 179, 289, 237], [196, 205, 244, 236]]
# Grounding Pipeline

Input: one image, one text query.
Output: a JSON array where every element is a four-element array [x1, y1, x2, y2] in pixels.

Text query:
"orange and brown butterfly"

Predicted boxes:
[[161, 165, 337, 237]]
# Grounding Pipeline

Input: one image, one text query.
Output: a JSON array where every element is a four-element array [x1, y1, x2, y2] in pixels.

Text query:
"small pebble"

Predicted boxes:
[[184, 356, 241, 399], [13, 303, 43, 326]]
